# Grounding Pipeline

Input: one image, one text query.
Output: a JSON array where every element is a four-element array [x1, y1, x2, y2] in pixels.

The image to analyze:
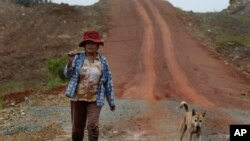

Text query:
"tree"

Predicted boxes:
[[14, 0, 48, 7]]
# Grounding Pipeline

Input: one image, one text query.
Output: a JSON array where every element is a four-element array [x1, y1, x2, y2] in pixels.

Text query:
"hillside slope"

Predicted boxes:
[[0, 1, 109, 94], [177, 0, 250, 77], [0, 0, 250, 140], [227, 0, 250, 17]]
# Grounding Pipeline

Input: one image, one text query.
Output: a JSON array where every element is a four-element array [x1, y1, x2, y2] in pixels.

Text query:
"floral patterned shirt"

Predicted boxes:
[[73, 57, 101, 101]]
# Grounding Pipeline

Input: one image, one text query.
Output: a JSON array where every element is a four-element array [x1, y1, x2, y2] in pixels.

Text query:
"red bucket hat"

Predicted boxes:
[[79, 30, 104, 47]]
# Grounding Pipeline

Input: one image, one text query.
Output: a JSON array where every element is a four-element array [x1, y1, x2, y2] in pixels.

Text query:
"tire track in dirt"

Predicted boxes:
[[120, 0, 238, 128], [118, 2, 183, 139], [106, 0, 243, 140], [143, 0, 241, 126], [138, 0, 176, 100], [122, 0, 156, 101], [143, 0, 214, 109], [152, 0, 250, 111]]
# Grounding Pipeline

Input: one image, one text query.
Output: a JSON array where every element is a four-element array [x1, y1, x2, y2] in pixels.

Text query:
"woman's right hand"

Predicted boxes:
[[67, 50, 77, 64]]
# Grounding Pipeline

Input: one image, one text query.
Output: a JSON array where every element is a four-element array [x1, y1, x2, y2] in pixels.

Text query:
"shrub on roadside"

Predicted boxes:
[[14, 0, 50, 7], [0, 97, 4, 109], [178, 10, 250, 75], [46, 56, 68, 90]]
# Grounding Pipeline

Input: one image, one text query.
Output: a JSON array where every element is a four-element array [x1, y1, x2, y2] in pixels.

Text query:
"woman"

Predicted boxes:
[[64, 30, 116, 141]]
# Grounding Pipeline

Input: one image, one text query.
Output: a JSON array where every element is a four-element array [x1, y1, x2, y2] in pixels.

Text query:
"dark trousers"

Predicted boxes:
[[70, 101, 102, 141]]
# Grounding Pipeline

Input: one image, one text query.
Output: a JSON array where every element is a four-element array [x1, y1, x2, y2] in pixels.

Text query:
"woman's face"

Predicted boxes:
[[84, 41, 99, 54]]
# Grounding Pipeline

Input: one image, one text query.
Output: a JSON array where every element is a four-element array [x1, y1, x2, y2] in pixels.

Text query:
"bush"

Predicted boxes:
[[215, 35, 250, 48], [0, 97, 4, 109], [189, 12, 250, 49], [14, 0, 50, 7], [46, 56, 67, 90]]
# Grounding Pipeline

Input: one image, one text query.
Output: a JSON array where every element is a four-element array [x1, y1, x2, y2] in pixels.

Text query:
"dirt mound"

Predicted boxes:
[[227, 0, 250, 17], [0, 0, 250, 141], [0, 1, 109, 94], [0, 3, 82, 82]]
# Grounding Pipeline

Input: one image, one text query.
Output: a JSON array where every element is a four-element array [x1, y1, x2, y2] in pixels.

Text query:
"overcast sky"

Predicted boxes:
[[167, 0, 230, 12], [52, 0, 99, 6], [51, 0, 230, 12]]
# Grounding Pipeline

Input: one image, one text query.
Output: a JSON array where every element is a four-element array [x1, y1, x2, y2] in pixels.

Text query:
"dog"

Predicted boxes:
[[179, 101, 206, 141]]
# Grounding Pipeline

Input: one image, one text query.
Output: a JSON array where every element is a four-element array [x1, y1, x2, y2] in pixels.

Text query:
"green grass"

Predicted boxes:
[[0, 81, 35, 95], [0, 0, 111, 94], [215, 35, 250, 47], [0, 81, 27, 92], [45, 56, 68, 90], [184, 12, 250, 48], [0, 97, 4, 109], [0, 56, 68, 94], [45, 77, 65, 90]]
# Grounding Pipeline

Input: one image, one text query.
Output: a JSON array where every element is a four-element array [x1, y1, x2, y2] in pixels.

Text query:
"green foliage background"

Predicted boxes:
[[46, 56, 68, 90]]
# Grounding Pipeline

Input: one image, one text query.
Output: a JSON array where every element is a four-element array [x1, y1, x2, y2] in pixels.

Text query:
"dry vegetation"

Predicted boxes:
[[0, 0, 110, 95], [177, 7, 250, 77]]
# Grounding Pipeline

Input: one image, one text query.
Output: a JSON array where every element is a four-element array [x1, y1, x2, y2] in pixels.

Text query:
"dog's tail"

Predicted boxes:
[[180, 101, 188, 112]]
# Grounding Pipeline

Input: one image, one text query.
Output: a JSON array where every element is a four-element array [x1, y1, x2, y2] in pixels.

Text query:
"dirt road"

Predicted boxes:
[[107, 0, 250, 107], [103, 0, 250, 140]]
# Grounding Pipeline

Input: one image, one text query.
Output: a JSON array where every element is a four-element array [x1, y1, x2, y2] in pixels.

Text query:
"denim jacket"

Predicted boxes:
[[64, 52, 115, 106]]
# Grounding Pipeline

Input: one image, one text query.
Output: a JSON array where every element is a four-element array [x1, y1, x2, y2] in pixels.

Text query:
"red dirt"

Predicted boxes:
[[3, 89, 33, 107], [0, 3, 100, 85], [1, 0, 250, 140], [104, 0, 250, 136], [43, 85, 67, 95], [2, 85, 66, 108], [106, 0, 250, 105]]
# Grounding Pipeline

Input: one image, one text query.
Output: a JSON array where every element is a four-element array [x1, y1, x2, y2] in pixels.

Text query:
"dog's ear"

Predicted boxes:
[[202, 111, 206, 117], [192, 109, 196, 116]]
